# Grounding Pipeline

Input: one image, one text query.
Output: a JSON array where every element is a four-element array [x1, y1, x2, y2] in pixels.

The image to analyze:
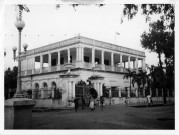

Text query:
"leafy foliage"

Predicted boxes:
[[132, 69, 148, 96], [56, 4, 105, 11], [123, 68, 136, 91], [4, 66, 18, 99], [122, 4, 174, 30]]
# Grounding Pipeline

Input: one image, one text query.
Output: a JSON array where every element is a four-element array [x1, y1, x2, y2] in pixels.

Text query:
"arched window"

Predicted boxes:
[[51, 81, 57, 88], [34, 83, 39, 99], [43, 82, 48, 89], [35, 83, 39, 89]]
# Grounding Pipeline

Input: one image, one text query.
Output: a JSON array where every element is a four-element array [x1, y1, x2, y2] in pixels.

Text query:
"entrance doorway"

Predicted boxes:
[[75, 84, 91, 106]]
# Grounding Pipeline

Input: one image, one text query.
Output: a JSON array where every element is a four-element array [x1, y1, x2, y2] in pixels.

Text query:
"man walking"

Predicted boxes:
[[74, 98, 79, 112], [147, 95, 152, 107]]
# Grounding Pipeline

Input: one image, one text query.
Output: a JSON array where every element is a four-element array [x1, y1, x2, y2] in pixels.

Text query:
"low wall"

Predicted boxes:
[[34, 99, 65, 108], [104, 97, 174, 105], [33, 97, 174, 108]]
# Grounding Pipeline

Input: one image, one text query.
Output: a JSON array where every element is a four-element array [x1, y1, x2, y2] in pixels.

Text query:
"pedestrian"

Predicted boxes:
[[124, 97, 128, 106], [81, 96, 86, 110], [151, 96, 153, 105], [89, 96, 95, 111], [147, 95, 152, 107], [74, 98, 79, 112], [100, 96, 104, 110]]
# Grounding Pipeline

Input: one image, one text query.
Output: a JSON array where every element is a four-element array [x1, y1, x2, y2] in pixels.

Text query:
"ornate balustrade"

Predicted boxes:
[[34, 68, 40, 74], [23, 61, 136, 76], [51, 66, 57, 72], [105, 65, 112, 71], [42, 67, 48, 73], [27, 70, 32, 75], [21, 71, 25, 76]]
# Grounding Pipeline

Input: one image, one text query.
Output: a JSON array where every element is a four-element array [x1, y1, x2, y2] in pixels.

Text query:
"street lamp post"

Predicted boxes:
[[5, 5, 34, 129], [12, 20, 27, 98]]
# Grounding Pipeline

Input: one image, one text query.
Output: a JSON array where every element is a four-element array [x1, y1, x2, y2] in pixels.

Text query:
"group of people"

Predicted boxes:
[[74, 94, 153, 111], [124, 95, 153, 107], [74, 95, 104, 112]]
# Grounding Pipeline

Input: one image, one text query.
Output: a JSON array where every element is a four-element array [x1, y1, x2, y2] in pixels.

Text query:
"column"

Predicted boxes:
[[156, 88, 158, 97], [109, 88, 112, 98], [150, 88, 152, 96], [93, 83, 96, 90], [48, 53, 51, 72], [40, 54, 43, 73], [76, 47, 79, 62], [101, 51, 104, 65], [58, 51, 61, 70], [133, 61, 135, 69], [143, 88, 145, 97], [97, 83, 99, 98], [101, 51, 104, 70], [32, 56, 35, 74], [92, 48, 95, 63], [52, 88, 54, 98], [81, 47, 84, 61], [71, 82, 73, 99], [124, 62, 126, 68], [98, 83, 101, 97], [24, 59, 27, 75], [41, 89, 44, 98], [100, 83, 103, 97], [142, 58, 145, 70], [128, 56, 131, 69], [79, 46, 81, 61], [119, 88, 121, 97], [135, 88, 138, 97], [99, 83, 103, 97], [58, 51, 60, 65], [161, 88, 163, 97], [135, 57, 138, 73], [111, 52, 114, 66], [68, 49, 70, 63], [72, 82, 76, 98], [127, 87, 130, 97], [120, 54, 123, 67], [68, 81, 71, 99]]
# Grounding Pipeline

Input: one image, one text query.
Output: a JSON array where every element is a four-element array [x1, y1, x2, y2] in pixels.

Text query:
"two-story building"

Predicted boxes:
[[21, 36, 148, 107]]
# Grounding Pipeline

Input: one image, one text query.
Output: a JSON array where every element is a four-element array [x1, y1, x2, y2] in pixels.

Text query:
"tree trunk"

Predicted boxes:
[[158, 53, 167, 104], [130, 77, 131, 92]]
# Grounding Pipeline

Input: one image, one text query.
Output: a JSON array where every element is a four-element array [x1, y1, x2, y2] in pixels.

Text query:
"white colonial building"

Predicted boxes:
[[20, 36, 169, 108]]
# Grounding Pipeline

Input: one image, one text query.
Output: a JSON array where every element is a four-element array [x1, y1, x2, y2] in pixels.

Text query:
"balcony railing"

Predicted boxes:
[[51, 66, 57, 72], [42, 67, 48, 73], [34, 68, 40, 74], [21, 61, 137, 76], [105, 65, 112, 71], [27, 70, 32, 75], [21, 71, 25, 76]]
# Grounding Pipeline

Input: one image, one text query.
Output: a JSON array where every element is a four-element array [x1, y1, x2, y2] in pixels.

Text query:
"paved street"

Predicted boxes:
[[32, 104, 174, 129]]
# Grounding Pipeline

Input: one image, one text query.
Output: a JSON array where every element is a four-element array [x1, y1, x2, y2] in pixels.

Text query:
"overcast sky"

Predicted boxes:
[[2, 3, 168, 69]]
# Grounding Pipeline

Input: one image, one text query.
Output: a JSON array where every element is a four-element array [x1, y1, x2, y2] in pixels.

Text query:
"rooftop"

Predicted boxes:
[[26, 36, 145, 57]]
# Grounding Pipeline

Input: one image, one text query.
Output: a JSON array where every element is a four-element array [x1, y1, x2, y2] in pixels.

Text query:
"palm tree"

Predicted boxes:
[[131, 68, 148, 97], [146, 65, 155, 90], [138, 69, 148, 96], [132, 73, 141, 97], [123, 68, 136, 92]]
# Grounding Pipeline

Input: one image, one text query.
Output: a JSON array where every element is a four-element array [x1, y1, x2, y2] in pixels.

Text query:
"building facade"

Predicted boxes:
[[20, 36, 171, 108]]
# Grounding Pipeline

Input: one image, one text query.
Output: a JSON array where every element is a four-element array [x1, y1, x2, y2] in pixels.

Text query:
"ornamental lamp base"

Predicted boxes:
[[5, 98, 35, 129]]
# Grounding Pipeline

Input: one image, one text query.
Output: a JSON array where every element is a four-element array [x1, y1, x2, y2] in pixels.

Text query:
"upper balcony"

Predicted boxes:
[[21, 61, 141, 77], [21, 36, 145, 77]]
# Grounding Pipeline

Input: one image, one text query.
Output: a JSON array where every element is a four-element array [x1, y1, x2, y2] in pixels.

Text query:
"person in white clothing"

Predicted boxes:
[[89, 96, 95, 111], [147, 95, 152, 107]]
